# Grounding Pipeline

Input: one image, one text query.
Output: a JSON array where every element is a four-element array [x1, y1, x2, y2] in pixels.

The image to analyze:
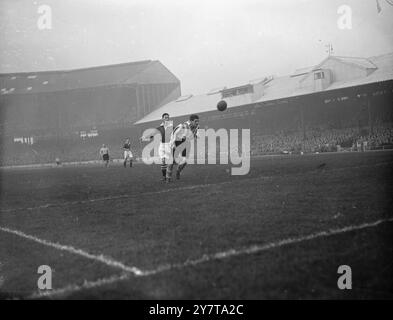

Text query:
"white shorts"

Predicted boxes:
[[124, 150, 133, 159], [158, 142, 172, 160]]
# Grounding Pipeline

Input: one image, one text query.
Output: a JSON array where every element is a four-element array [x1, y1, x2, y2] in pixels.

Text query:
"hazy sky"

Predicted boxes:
[[1, 0, 393, 94]]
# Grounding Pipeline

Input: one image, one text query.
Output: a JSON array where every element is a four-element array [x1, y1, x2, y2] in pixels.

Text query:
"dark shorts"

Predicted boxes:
[[103, 154, 109, 161]]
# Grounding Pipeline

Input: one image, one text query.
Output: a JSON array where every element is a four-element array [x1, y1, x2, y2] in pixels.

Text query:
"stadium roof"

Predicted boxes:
[[291, 66, 315, 77], [135, 52, 393, 125], [0, 60, 179, 95], [330, 56, 377, 70], [325, 53, 393, 91]]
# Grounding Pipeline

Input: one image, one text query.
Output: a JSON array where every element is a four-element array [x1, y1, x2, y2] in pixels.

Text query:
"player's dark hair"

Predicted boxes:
[[162, 113, 169, 118], [189, 114, 199, 121]]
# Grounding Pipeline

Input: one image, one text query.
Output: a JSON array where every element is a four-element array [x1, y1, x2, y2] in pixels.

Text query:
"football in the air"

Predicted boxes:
[[217, 100, 227, 112]]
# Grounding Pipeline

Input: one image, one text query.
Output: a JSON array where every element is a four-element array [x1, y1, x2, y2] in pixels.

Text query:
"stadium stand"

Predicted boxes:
[[1, 53, 393, 166], [0, 60, 181, 166], [251, 125, 393, 155]]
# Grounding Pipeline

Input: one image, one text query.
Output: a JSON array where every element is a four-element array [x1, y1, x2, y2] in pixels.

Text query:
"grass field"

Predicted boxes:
[[0, 151, 392, 299]]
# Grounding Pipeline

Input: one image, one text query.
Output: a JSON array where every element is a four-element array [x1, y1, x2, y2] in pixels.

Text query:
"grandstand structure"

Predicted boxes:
[[136, 52, 393, 154], [0, 60, 181, 165], [1, 53, 392, 165], [0, 60, 180, 139]]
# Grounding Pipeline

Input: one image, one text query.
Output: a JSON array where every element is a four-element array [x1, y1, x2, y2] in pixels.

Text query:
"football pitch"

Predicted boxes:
[[0, 151, 392, 299]]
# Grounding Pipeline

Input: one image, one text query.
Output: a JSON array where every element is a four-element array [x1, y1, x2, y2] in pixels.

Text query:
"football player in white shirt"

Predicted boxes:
[[99, 144, 110, 167], [166, 114, 199, 182]]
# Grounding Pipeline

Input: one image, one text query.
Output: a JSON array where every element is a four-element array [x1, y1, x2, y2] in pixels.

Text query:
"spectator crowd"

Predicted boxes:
[[251, 125, 393, 155], [1, 125, 393, 166]]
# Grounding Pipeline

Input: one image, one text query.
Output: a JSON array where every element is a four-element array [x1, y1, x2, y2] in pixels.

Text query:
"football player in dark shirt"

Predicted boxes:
[[123, 138, 133, 168], [99, 144, 110, 167], [141, 113, 173, 180]]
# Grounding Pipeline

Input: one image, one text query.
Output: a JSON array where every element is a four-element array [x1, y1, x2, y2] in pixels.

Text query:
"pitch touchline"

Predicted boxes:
[[21, 217, 393, 299], [2, 161, 392, 214], [29, 273, 130, 299], [140, 217, 393, 276], [0, 226, 144, 276]]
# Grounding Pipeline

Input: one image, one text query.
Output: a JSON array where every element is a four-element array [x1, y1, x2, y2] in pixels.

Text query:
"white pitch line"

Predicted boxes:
[[140, 217, 393, 276], [23, 217, 393, 299], [29, 273, 130, 299], [2, 161, 392, 214], [0, 226, 144, 276]]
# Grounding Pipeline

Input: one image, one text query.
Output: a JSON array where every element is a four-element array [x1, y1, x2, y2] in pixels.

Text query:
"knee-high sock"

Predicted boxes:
[[161, 159, 167, 177], [177, 162, 187, 173], [166, 163, 174, 178]]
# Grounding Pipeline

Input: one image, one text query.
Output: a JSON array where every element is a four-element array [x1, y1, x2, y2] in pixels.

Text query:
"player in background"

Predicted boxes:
[[99, 144, 110, 167], [140, 113, 173, 181], [123, 138, 133, 168], [166, 114, 199, 182]]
